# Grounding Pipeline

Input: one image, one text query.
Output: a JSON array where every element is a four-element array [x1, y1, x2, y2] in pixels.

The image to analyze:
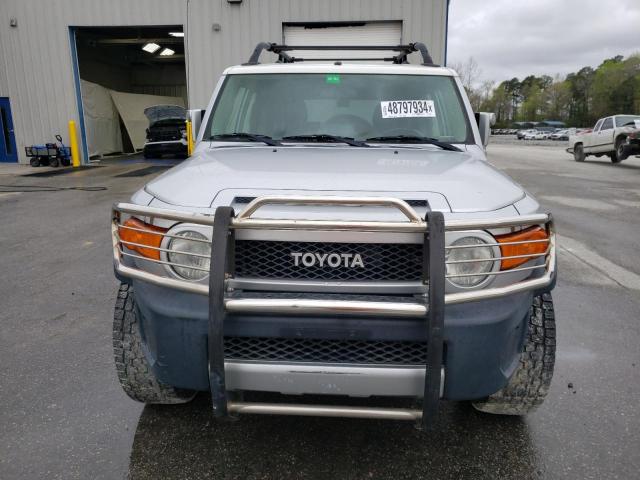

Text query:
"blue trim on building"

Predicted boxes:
[[68, 27, 89, 165]]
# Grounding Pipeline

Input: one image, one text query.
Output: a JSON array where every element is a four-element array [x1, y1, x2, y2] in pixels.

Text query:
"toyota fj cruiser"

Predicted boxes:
[[111, 43, 557, 427]]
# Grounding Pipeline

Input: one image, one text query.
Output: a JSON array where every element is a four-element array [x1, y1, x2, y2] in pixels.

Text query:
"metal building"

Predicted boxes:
[[0, 0, 450, 164]]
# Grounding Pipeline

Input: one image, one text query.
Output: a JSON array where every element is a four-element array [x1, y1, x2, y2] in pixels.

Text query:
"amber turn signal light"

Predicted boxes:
[[496, 226, 549, 270], [118, 218, 167, 261]]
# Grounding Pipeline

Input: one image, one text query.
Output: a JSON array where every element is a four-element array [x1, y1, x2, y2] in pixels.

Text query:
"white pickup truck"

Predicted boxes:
[[570, 114, 640, 163]]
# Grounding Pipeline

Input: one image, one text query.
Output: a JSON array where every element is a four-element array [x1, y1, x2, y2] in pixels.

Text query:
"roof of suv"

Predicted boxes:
[[224, 63, 457, 76]]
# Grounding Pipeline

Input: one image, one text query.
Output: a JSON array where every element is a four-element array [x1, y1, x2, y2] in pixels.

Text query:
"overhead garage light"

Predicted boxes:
[[169, 32, 184, 37], [142, 42, 161, 53], [159, 48, 175, 56]]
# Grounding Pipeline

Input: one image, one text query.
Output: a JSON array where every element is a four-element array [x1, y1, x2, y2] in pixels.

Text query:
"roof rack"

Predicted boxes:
[[245, 42, 438, 66]]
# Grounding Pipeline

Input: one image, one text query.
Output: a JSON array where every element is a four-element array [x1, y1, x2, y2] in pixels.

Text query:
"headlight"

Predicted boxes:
[[446, 236, 495, 288], [167, 230, 211, 280]]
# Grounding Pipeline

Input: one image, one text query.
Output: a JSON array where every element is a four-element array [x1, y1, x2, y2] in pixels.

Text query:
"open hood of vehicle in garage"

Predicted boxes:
[[144, 146, 525, 213], [144, 105, 186, 126]]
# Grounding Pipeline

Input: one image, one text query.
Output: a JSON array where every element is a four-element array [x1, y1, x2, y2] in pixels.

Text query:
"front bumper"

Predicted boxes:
[[133, 279, 533, 401], [622, 140, 640, 158], [143, 140, 187, 156], [112, 196, 556, 423]]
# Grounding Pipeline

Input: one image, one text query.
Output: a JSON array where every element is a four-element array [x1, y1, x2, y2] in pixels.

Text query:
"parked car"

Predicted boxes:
[[143, 105, 188, 159], [569, 115, 640, 163], [518, 129, 537, 140], [523, 130, 546, 140], [111, 42, 557, 425], [549, 130, 565, 140], [549, 129, 574, 141]]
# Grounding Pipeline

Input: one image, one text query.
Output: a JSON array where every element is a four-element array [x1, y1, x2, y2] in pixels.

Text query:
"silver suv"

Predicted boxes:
[[111, 43, 557, 427]]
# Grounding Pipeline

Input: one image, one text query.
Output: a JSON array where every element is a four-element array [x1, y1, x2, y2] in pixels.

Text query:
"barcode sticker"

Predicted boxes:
[[381, 100, 436, 119]]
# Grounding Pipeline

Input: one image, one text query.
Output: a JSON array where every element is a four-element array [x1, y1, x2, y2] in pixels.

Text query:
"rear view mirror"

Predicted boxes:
[[475, 112, 496, 147]]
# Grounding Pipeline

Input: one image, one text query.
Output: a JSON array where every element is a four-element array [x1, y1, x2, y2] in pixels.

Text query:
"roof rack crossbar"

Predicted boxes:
[[273, 45, 410, 52], [289, 57, 398, 62], [245, 42, 438, 66]]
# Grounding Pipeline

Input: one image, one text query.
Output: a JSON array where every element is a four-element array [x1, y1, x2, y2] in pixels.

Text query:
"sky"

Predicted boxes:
[[447, 0, 640, 84]]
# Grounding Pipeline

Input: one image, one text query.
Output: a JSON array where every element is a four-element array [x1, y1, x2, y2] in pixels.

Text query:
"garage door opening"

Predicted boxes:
[[72, 26, 187, 161]]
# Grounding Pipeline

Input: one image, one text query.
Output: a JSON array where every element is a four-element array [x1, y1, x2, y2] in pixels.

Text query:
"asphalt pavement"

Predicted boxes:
[[1, 143, 639, 480]]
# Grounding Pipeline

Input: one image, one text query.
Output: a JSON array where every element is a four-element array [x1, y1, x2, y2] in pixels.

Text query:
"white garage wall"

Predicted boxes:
[[186, 0, 448, 109], [0, 30, 9, 97], [0, 0, 448, 164]]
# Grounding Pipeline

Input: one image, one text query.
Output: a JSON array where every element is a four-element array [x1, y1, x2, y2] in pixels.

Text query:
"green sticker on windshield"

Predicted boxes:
[[325, 74, 341, 85]]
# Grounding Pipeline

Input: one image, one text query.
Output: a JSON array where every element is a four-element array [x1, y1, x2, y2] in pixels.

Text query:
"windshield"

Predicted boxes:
[[615, 115, 640, 128], [206, 73, 471, 144]]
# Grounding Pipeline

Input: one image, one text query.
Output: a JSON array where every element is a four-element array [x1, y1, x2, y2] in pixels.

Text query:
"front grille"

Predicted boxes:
[[234, 240, 423, 281], [224, 336, 427, 365], [148, 126, 181, 142], [151, 132, 180, 141]]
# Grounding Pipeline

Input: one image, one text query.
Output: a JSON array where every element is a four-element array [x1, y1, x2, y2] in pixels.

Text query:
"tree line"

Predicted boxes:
[[451, 54, 640, 128]]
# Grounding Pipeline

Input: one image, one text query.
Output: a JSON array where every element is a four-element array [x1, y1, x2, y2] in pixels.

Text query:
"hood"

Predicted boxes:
[[144, 146, 525, 213], [144, 105, 186, 126]]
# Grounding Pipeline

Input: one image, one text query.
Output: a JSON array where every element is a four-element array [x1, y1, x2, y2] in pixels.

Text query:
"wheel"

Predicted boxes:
[[472, 293, 556, 415], [113, 283, 196, 404], [30, 157, 41, 167], [573, 143, 585, 162], [49, 157, 59, 168], [61, 157, 71, 167], [611, 138, 625, 163]]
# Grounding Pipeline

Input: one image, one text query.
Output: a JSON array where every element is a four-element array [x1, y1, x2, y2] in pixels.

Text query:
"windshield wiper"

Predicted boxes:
[[282, 134, 370, 148], [210, 132, 281, 146], [366, 135, 462, 152]]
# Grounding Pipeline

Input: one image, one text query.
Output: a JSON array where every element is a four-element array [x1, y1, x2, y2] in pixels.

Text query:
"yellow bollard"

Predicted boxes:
[[68, 120, 81, 167], [186, 120, 194, 156]]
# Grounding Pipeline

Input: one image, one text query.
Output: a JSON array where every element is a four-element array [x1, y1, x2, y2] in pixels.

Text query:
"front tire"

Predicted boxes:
[[472, 293, 556, 415], [573, 143, 585, 162], [611, 138, 625, 163], [113, 283, 196, 404]]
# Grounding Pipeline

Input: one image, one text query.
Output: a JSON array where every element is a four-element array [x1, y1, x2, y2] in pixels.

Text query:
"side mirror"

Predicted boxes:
[[475, 112, 496, 147], [187, 109, 206, 141]]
